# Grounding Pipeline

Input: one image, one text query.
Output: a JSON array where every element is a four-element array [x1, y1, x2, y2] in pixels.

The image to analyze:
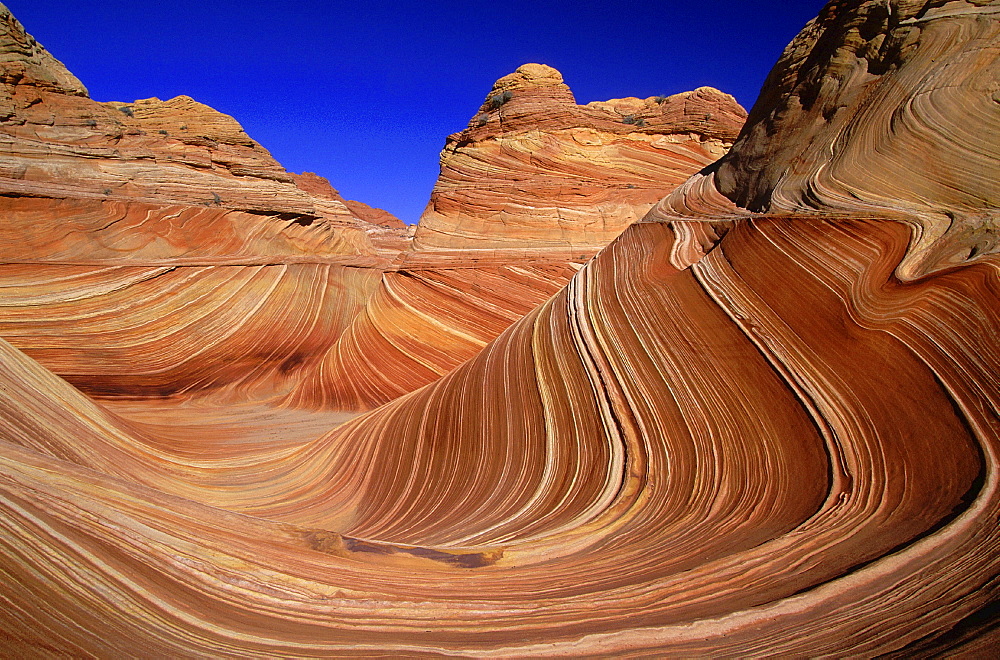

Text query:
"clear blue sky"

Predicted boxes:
[[7, 1, 827, 223]]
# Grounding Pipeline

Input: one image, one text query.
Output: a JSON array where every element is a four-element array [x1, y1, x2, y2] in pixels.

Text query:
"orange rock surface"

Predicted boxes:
[[413, 62, 747, 250], [285, 252, 587, 410], [0, 4, 389, 258], [2, 0, 1000, 656]]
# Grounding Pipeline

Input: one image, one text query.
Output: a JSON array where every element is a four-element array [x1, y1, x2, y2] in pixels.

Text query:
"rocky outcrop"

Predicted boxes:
[[291, 170, 412, 251], [659, 0, 1000, 278], [0, 3, 387, 258], [0, 87, 376, 252], [0, 3, 86, 97], [413, 63, 746, 250], [3, 0, 999, 656]]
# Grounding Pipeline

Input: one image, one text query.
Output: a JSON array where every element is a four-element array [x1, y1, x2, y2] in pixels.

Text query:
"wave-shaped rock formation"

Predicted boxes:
[[657, 0, 1000, 278], [413, 62, 747, 250], [2, 0, 999, 655], [0, 5, 733, 409]]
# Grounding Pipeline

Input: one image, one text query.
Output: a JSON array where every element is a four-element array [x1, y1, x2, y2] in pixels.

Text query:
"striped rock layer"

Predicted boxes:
[[412, 63, 747, 250], [1, 215, 998, 656], [1, 0, 999, 657]]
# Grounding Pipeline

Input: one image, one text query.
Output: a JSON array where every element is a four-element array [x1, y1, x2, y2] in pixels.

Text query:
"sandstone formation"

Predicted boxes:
[[3, 0, 1000, 656], [0, 4, 411, 403], [0, 2, 393, 402], [0, 2, 387, 258], [0, 2, 744, 410], [291, 171, 413, 251], [0, 5, 595, 407], [656, 0, 1000, 279], [413, 62, 747, 250]]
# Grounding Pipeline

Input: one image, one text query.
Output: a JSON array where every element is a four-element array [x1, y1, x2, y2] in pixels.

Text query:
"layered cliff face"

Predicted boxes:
[[413, 63, 747, 250], [2, 0, 1000, 657], [0, 4, 393, 400]]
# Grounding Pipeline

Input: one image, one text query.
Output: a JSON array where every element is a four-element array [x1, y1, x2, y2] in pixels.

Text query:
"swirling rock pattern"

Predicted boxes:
[[286, 252, 587, 410], [0, 260, 382, 398], [1, 215, 998, 655], [1, 0, 1000, 656], [413, 63, 747, 250], [690, 0, 1000, 278]]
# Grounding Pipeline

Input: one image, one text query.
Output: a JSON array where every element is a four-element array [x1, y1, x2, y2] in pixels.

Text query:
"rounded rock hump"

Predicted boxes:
[[494, 62, 568, 90]]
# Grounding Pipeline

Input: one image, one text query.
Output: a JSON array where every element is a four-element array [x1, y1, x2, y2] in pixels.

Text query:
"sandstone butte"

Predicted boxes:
[[1, 0, 999, 656], [413, 62, 746, 250]]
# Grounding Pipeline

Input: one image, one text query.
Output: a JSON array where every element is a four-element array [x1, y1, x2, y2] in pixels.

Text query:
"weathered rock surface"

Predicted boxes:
[[657, 0, 1000, 279], [413, 63, 747, 250], [0, 2, 393, 258], [3, 0, 999, 657], [0, 6, 591, 406]]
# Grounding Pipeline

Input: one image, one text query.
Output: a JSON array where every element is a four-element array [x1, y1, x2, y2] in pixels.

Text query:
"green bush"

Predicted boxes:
[[487, 90, 513, 110]]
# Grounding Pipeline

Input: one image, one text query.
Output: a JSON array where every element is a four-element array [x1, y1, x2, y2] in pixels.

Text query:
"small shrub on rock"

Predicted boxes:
[[487, 90, 513, 110]]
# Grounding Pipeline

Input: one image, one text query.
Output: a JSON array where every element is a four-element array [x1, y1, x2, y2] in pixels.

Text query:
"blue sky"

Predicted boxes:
[[8, 1, 827, 223]]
